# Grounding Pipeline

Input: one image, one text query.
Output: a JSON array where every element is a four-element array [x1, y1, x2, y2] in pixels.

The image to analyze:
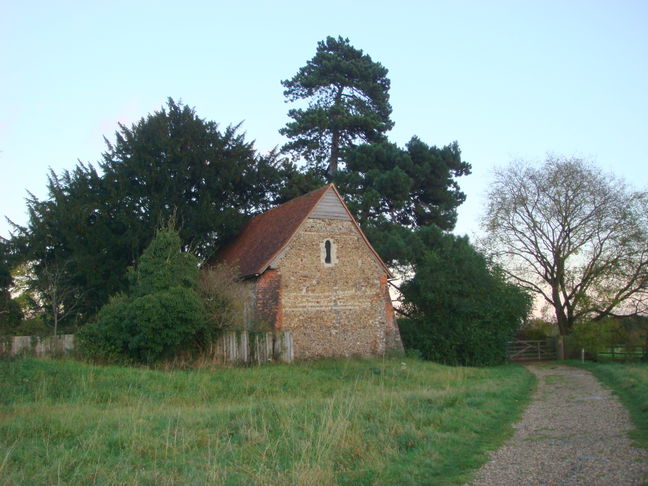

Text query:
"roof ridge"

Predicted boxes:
[[214, 183, 392, 279], [252, 184, 331, 218], [214, 184, 332, 277]]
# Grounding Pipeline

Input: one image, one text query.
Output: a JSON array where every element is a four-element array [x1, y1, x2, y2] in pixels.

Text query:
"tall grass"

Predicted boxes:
[[0, 357, 534, 485], [571, 361, 648, 450]]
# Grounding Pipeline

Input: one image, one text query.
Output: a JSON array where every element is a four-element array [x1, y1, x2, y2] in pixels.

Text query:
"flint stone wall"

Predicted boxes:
[[264, 217, 402, 359]]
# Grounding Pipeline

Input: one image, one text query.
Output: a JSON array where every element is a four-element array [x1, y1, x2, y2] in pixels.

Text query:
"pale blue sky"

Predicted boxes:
[[2, 0, 647, 240]]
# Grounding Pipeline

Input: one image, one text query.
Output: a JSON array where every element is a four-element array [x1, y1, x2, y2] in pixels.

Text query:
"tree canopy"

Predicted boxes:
[[100, 98, 283, 258], [10, 99, 284, 324], [482, 156, 648, 336], [398, 226, 532, 365], [78, 223, 208, 364], [279, 36, 471, 265], [0, 245, 23, 334], [280, 36, 393, 176], [338, 138, 470, 229], [5, 38, 507, 368]]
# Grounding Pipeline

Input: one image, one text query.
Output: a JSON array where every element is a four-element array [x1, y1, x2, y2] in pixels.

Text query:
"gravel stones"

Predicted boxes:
[[469, 364, 648, 486]]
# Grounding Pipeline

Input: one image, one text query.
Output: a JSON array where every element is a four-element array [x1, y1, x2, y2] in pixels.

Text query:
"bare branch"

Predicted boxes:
[[481, 155, 648, 335]]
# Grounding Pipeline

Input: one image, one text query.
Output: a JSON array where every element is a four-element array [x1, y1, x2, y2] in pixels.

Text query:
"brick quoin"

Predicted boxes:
[[254, 269, 282, 330]]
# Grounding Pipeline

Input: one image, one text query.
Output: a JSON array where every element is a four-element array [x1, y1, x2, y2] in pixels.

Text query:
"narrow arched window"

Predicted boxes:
[[324, 240, 332, 264], [321, 239, 337, 266]]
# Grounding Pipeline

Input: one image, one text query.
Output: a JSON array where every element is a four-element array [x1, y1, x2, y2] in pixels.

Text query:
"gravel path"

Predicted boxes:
[[469, 363, 648, 486]]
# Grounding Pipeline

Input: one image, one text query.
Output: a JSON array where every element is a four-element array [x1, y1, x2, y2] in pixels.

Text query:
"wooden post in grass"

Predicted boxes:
[[556, 336, 565, 361]]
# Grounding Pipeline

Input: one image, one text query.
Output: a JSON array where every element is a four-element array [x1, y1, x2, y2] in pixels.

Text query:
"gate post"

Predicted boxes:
[[555, 336, 565, 360]]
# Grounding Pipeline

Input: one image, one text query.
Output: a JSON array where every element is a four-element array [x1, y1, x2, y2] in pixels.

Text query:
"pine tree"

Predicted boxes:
[[280, 36, 393, 176]]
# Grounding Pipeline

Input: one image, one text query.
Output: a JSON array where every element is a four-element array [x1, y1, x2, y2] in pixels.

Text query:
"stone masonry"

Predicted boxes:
[[216, 184, 404, 360], [261, 218, 400, 359]]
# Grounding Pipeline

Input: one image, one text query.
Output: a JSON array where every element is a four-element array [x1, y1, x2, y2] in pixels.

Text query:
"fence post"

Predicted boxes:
[[240, 331, 249, 364], [556, 336, 565, 360]]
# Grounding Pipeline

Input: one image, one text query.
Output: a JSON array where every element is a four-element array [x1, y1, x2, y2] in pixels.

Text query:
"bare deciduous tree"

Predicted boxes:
[[482, 156, 647, 337], [38, 259, 83, 336], [198, 264, 253, 330]]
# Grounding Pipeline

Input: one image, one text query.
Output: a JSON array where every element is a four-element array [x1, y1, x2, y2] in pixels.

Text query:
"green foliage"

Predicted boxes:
[[570, 318, 646, 360], [280, 36, 470, 239], [570, 318, 622, 356], [78, 225, 208, 363], [13, 316, 49, 336], [100, 98, 283, 258], [338, 138, 471, 232], [0, 262, 22, 335], [0, 358, 534, 484], [399, 226, 532, 366], [127, 223, 200, 297], [280, 36, 393, 175], [517, 319, 557, 340], [10, 99, 284, 324], [124, 288, 207, 363], [0, 244, 23, 334], [10, 164, 125, 327], [77, 293, 131, 362]]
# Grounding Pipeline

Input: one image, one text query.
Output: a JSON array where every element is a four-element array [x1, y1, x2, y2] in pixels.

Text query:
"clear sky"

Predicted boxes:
[[2, 0, 647, 240]]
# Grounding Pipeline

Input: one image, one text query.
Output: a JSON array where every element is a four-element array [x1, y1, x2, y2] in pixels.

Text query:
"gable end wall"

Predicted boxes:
[[272, 217, 396, 359]]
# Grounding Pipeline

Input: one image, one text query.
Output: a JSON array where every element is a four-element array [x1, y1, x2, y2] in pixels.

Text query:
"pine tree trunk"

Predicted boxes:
[[328, 86, 344, 177], [328, 131, 340, 176]]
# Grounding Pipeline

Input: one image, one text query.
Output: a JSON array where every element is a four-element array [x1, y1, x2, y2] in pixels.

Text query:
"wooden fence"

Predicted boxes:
[[507, 339, 557, 361], [595, 344, 645, 361], [205, 331, 294, 364], [0, 334, 76, 357], [0, 331, 293, 365]]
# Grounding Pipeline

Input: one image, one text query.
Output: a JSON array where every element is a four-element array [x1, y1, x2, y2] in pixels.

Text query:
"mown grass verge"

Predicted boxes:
[[570, 361, 648, 451], [0, 357, 534, 485]]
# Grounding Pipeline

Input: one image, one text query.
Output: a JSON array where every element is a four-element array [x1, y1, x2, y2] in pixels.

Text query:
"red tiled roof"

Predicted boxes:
[[216, 185, 332, 277]]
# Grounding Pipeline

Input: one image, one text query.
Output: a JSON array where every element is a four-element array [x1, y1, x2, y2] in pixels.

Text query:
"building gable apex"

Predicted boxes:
[[215, 184, 392, 279], [267, 185, 393, 278]]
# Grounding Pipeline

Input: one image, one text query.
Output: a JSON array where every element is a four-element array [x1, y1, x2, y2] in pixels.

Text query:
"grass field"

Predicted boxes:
[[571, 361, 648, 451], [0, 357, 534, 485]]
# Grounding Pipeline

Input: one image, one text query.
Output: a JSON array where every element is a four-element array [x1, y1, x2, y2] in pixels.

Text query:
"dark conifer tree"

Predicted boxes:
[[0, 246, 23, 334], [280, 36, 393, 176], [11, 99, 284, 324]]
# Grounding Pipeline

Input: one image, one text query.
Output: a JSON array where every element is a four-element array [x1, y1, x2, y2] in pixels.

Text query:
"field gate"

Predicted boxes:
[[507, 339, 557, 362]]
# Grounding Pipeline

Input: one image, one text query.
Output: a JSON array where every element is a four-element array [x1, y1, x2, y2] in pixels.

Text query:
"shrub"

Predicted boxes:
[[13, 316, 50, 336], [125, 288, 207, 362], [198, 264, 251, 331], [78, 294, 130, 362], [570, 318, 622, 357], [78, 224, 208, 364], [517, 319, 557, 340], [399, 226, 531, 366]]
